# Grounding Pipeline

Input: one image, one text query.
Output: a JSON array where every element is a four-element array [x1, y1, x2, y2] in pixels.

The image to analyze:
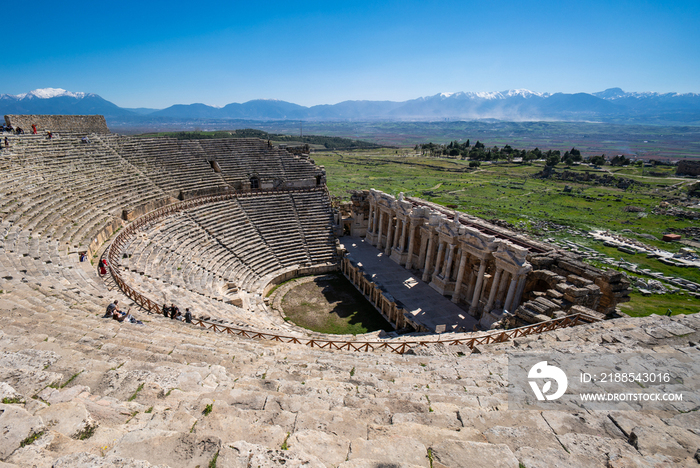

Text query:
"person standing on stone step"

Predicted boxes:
[[184, 308, 192, 324], [170, 303, 179, 320], [31, 124, 37, 134], [99, 259, 108, 276]]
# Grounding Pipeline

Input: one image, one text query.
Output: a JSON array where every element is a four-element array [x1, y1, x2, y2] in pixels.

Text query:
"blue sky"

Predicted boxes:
[[4, 0, 699, 108]]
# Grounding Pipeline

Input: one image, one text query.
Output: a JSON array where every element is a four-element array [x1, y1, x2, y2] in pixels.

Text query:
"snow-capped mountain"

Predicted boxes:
[[13, 88, 88, 100], [593, 87, 700, 100], [0, 88, 131, 117], [0, 87, 698, 125]]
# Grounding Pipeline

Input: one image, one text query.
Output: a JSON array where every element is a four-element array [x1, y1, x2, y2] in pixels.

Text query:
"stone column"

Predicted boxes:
[[372, 204, 379, 235], [417, 230, 429, 271], [465, 269, 475, 301], [385, 215, 395, 255], [422, 235, 436, 282], [367, 203, 375, 234], [432, 241, 445, 278], [503, 275, 519, 312], [393, 219, 402, 250], [485, 267, 503, 312], [496, 270, 510, 308], [376, 211, 384, 248], [441, 244, 455, 279], [451, 249, 469, 303], [512, 274, 528, 311], [405, 222, 417, 269], [398, 219, 408, 252], [469, 259, 488, 314]]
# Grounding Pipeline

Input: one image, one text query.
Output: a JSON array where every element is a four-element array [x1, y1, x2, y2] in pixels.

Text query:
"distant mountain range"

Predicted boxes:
[[2, 87, 699, 126]]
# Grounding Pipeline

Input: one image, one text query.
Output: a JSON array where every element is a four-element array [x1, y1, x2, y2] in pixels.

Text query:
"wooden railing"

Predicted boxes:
[[187, 313, 589, 354], [106, 188, 596, 355]]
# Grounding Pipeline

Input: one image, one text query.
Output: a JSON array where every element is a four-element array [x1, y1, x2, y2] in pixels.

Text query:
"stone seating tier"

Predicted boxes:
[[1, 270, 699, 467], [118, 192, 336, 303]]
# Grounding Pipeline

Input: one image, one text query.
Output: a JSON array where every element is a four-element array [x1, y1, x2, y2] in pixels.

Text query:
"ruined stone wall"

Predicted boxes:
[[676, 160, 700, 176], [348, 190, 370, 237], [527, 251, 630, 316], [4, 114, 110, 134]]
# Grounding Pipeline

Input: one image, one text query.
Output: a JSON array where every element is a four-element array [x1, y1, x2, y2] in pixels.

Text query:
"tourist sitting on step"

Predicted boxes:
[[169, 303, 181, 320], [81, 136, 90, 144], [15, 127, 24, 135], [184, 308, 192, 324], [112, 307, 127, 322], [105, 300, 119, 318], [162, 303, 170, 318], [113, 307, 143, 324]]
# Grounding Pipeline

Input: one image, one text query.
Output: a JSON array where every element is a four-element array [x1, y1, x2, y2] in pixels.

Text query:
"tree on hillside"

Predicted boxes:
[[546, 150, 561, 167], [611, 155, 630, 166], [563, 151, 574, 166], [589, 155, 607, 166]]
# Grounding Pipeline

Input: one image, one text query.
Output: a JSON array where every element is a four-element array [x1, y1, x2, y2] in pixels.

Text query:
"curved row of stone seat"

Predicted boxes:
[[1, 134, 325, 255], [186, 198, 283, 290], [100, 137, 230, 197], [197, 138, 322, 187], [117, 271, 301, 333], [291, 191, 337, 263], [0, 134, 168, 250], [111, 191, 336, 332], [2, 274, 699, 467]]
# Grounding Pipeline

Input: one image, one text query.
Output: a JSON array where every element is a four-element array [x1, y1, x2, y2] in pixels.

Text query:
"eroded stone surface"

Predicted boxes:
[[348, 436, 429, 467], [430, 439, 519, 468], [0, 403, 45, 460]]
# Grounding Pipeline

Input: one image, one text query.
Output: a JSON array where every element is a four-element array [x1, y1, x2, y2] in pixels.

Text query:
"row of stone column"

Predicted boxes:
[[367, 198, 528, 316], [420, 237, 528, 314], [341, 256, 407, 329], [368, 205, 414, 258]]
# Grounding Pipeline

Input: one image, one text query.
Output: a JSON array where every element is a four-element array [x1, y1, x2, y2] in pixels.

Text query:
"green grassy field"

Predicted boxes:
[[620, 292, 700, 317], [315, 150, 700, 317], [316, 150, 697, 242]]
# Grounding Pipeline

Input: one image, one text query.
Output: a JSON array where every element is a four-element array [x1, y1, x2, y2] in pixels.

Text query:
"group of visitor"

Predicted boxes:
[[103, 300, 193, 326], [2, 124, 23, 134], [162, 303, 193, 323]]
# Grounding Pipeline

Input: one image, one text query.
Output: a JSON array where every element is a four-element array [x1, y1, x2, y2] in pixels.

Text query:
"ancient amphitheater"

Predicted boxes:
[[0, 115, 699, 467]]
